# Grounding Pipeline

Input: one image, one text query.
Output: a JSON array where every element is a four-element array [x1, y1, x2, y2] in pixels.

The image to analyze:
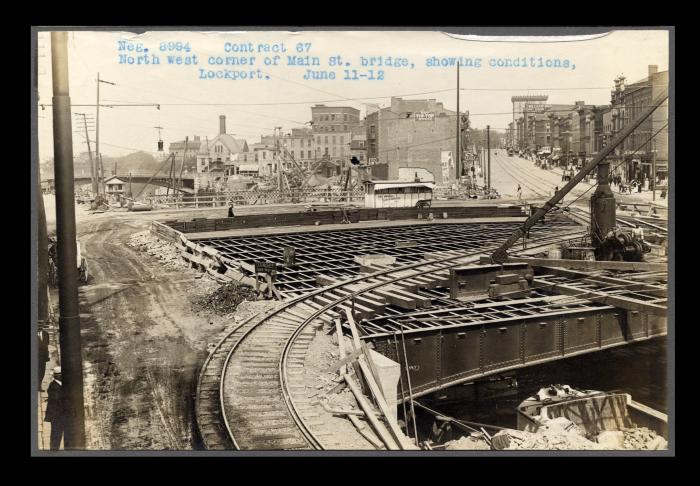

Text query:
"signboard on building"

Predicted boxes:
[[524, 103, 547, 114], [414, 112, 436, 121]]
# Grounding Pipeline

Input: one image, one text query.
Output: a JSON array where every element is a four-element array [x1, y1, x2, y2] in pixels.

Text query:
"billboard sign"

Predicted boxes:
[[524, 103, 547, 114], [414, 112, 435, 121]]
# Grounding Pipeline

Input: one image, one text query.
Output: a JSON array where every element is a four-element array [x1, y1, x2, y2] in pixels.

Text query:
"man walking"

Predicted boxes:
[[517, 184, 522, 202], [44, 367, 66, 450]]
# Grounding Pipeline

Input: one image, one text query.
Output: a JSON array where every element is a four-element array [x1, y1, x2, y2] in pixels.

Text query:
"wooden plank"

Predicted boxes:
[[323, 347, 364, 374], [343, 373, 400, 450], [348, 414, 384, 450], [345, 308, 411, 450], [334, 319, 347, 376], [510, 257, 667, 273], [372, 288, 417, 310]]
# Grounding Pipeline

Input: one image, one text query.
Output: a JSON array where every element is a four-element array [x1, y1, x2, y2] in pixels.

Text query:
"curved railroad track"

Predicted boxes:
[[196, 224, 588, 450]]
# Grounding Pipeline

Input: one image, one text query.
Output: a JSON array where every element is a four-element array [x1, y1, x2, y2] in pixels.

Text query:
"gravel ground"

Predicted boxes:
[[66, 213, 278, 450], [302, 328, 384, 450]]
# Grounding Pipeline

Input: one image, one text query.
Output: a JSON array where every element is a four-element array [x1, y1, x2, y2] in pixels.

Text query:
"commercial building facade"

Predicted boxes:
[[365, 97, 459, 185], [610, 65, 669, 184]]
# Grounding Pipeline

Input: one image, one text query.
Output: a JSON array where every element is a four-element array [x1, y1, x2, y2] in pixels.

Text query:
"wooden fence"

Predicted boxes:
[[146, 188, 365, 208]]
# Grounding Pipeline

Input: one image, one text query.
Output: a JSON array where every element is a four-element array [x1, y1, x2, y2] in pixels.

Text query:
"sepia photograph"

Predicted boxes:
[[31, 27, 673, 455]]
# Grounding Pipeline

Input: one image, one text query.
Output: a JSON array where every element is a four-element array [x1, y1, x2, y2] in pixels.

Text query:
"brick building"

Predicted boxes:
[[310, 105, 362, 172], [365, 97, 460, 185], [610, 65, 669, 184]]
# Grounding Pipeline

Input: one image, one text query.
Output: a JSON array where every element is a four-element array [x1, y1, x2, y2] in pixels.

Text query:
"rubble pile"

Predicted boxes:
[[621, 427, 668, 450], [444, 434, 491, 450], [127, 231, 187, 269], [447, 417, 670, 451], [491, 422, 604, 451], [192, 281, 258, 314]]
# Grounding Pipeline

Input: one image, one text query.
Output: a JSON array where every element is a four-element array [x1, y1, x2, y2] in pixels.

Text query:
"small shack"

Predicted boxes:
[[104, 176, 127, 196]]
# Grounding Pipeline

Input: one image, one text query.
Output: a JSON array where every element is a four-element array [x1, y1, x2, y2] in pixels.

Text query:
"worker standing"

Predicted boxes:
[[44, 367, 66, 450], [632, 224, 644, 242], [38, 326, 50, 392]]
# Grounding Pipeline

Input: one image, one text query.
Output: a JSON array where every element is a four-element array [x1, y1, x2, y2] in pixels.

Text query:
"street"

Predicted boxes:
[[46, 203, 230, 449]]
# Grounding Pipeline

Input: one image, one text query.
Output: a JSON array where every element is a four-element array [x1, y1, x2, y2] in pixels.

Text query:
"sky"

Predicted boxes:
[[35, 29, 669, 162]]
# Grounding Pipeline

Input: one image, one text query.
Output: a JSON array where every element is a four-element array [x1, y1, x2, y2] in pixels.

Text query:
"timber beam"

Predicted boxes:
[[509, 257, 667, 273]]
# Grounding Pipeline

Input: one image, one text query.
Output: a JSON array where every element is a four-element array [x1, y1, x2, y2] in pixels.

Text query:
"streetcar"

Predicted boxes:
[[363, 180, 434, 208]]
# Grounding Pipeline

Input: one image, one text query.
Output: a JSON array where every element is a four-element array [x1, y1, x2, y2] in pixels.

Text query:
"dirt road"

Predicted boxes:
[[61, 214, 226, 450]]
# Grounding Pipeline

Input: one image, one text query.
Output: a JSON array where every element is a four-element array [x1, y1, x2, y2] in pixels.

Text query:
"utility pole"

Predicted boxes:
[[50, 31, 85, 449], [74, 113, 97, 196], [178, 136, 189, 192], [275, 127, 282, 192], [456, 63, 460, 183], [487, 125, 491, 197], [652, 139, 657, 201], [95, 72, 115, 197], [98, 153, 105, 195]]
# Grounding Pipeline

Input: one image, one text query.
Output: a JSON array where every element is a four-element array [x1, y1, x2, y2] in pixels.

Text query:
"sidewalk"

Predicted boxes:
[[544, 165, 668, 208]]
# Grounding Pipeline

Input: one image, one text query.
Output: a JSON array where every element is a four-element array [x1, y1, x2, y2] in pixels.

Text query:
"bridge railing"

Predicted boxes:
[[146, 188, 365, 208]]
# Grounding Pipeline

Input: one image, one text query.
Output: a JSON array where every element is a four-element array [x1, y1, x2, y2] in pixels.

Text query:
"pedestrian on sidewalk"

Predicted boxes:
[[517, 184, 522, 202], [44, 367, 66, 450], [38, 326, 50, 392], [227, 202, 235, 218]]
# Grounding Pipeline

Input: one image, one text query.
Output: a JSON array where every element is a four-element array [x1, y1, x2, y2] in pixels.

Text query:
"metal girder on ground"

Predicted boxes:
[[508, 257, 667, 273], [533, 276, 667, 317], [364, 295, 667, 400], [195, 219, 580, 295], [532, 265, 667, 302]]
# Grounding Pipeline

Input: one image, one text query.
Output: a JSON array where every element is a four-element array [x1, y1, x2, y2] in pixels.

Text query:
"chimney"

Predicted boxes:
[[219, 115, 226, 135], [648, 65, 658, 78]]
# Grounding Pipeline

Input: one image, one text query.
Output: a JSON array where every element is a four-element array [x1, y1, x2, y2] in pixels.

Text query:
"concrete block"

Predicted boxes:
[[354, 254, 397, 267], [496, 273, 520, 285], [367, 349, 401, 422]]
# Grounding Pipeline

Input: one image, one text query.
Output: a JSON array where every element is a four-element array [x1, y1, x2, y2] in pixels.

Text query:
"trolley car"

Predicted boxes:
[[363, 180, 434, 209]]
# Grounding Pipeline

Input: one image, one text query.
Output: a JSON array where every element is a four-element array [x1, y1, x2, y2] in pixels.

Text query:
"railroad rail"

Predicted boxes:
[[195, 225, 588, 450]]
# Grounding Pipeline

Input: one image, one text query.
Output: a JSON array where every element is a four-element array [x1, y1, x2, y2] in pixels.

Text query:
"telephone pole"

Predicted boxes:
[[275, 127, 283, 192], [74, 113, 96, 195], [95, 72, 115, 196], [487, 125, 491, 196], [652, 140, 657, 201], [456, 63, 461, 183], [50, 31, 85, 449]]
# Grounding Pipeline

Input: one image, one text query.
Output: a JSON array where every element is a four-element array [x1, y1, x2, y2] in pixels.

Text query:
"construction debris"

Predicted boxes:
[[192, 281, 258, 314], [127, 231, 188, 270], [444, 434, 491, 450], [621, 427, 668, 450], [465, 418, 669, 451]]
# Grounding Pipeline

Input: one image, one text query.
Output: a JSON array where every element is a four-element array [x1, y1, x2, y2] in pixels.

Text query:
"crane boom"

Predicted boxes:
[[490, 90, 668, 264]]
